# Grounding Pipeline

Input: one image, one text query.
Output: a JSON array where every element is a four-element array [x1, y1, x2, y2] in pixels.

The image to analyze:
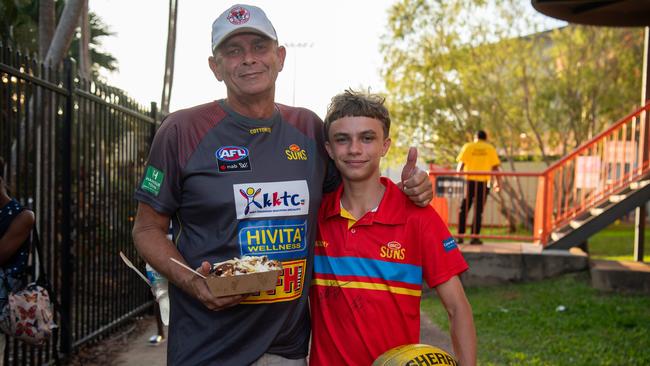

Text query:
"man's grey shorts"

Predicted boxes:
[[251, 353, 307, 366]]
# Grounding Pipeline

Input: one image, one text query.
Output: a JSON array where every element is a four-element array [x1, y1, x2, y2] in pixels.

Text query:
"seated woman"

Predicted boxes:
[[0, 158, 35, 362]]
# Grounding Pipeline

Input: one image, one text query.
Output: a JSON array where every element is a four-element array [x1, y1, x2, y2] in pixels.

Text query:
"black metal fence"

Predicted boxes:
[[0, 41, 155, 364]]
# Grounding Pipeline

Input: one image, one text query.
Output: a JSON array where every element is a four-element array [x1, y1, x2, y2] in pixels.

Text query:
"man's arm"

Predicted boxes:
[[132, 202, 245, 310], [399, 147, 433, 207], [435, 276, 477, 366], [0, 210, 34, 265], [491, 164, 501, 192]]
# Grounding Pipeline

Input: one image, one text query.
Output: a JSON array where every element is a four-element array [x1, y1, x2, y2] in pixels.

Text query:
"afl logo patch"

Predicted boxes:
[[216, 146, 251, 172], [227, 6, 250, 25]]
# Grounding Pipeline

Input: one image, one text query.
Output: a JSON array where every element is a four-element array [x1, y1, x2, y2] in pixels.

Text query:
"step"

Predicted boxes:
[[590, 207, 605, 216], [609, 194, 626, 203], [550, 231, 565, 242], [630, 179, 650, 190], [590, 259, 650, 294], [569, 219, 586, 229]]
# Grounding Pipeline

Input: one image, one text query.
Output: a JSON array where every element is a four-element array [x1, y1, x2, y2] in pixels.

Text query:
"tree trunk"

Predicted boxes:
[[38, 0, 55, 59], [78, 0, 91, 79], [161, 0, 179, 116], [45, 0, 85, 66]]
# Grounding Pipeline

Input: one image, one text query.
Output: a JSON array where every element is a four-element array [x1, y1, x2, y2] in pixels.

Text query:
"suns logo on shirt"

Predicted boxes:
[[285, 144, 307, 160], [379, 241, 406, 260]]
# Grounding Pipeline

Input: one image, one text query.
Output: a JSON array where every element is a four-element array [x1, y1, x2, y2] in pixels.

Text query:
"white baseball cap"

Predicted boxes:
[[211, 4, 278, 52]]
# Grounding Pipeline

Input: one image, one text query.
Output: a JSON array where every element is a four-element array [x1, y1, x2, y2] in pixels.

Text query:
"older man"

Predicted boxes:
[[132, 4, 432, 365]]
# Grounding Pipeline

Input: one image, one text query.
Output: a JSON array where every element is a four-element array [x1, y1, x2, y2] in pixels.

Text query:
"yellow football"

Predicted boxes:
[[372, 343, 458, 366]]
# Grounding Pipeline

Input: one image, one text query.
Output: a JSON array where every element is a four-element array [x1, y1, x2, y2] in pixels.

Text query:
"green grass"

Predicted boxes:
[[422, 272, 650, 366], [588, 221, 650, 262]]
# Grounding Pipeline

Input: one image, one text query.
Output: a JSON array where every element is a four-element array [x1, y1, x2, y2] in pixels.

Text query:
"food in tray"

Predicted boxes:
[[210, 255, 282, 277]]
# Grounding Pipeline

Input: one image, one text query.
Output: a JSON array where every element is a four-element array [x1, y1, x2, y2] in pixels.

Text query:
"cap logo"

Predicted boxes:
[[227, 6, 250, 25]]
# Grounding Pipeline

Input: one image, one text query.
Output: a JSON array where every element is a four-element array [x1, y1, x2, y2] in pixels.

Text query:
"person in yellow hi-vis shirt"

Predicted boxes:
[[456, 130, 500, 244]]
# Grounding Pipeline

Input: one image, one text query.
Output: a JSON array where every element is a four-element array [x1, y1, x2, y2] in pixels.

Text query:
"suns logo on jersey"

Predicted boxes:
[[285, 144, 307, 160], [380, 241, 406, 260]]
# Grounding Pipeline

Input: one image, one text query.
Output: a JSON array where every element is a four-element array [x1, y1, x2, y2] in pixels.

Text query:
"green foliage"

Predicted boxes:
[[423, 272, 650, 365], [589, 221, 650, 262], [0, 0, 117, 79], [381, 0, 643, 167], [0, 0, 39, 49]]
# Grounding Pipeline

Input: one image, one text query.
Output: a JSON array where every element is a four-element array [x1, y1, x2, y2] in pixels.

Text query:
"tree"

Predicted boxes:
[[78, 0, 90, 79], [1, 0, 117, 77], [161, 0, 178, 116], [382, 0, 642, 164], [381, 0, 644, 230]]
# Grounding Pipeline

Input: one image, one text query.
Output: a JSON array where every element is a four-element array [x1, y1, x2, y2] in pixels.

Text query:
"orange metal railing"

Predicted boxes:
[[534, 102, 650, 245], [429, 101, 650, 246], [428, 170, 541, 243]]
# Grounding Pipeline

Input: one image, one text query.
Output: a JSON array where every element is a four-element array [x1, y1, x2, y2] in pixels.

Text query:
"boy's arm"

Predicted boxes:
[[434, 276, 477, 366], [491, 164, 501, 192]]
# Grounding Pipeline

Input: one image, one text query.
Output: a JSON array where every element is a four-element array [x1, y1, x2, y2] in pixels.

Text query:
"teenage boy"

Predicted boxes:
[[310, 90, 477, 366]]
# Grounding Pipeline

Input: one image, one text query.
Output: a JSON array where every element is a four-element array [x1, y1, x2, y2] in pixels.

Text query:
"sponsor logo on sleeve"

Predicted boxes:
[[216, 146, 251, 172], [241, 259, 306, 304], [380, 241, 406, 260], [233, 180, 309, 219], [141, 165, 164, 196], [238, 219, 307, 260], [284, 144, 307, 161], [442, 237, 458, 252]]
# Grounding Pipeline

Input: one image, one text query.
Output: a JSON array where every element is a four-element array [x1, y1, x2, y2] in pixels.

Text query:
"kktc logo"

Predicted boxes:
[[239, 186, 306, 215], [233, 180, 309, 219]]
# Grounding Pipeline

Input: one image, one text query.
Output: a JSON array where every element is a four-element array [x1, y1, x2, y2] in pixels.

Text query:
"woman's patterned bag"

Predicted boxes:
[[1, 283, 56, 345], [0, 227, 56, 345]]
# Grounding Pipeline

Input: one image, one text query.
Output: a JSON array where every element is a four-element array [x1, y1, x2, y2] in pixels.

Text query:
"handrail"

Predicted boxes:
[[537, 102, 650, 245], [544, 102, 650, 173], [430, 102, 650, 246]]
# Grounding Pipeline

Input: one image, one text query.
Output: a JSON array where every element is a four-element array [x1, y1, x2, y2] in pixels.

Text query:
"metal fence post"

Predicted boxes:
[[60, 58, 74, 355], [150, 101, 158, 140]]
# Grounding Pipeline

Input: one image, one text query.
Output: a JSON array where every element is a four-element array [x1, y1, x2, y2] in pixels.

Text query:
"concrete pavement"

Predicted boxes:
[[112, 311, 451, 365]]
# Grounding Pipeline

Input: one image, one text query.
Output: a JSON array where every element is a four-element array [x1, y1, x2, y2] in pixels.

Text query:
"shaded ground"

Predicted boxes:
[[64, 307, 452, 365], [67, 316, 163, 366]]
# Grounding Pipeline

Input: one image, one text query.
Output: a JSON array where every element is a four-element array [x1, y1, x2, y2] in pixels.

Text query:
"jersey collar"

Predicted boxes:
[[323, 177, 407, 225]]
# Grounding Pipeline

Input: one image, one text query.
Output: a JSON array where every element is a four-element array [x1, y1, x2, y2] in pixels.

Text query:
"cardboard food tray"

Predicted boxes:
[[205, 269, 282, 297]]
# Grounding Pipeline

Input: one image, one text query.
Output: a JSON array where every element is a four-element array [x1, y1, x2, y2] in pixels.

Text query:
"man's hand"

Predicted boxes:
[[398, 147, 433, 207], [181, 261, 247, 311]]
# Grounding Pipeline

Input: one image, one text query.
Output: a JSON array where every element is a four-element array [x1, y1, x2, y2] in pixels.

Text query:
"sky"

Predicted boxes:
[[90, 0, 398, 118], [89, 1, 564, 120]]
